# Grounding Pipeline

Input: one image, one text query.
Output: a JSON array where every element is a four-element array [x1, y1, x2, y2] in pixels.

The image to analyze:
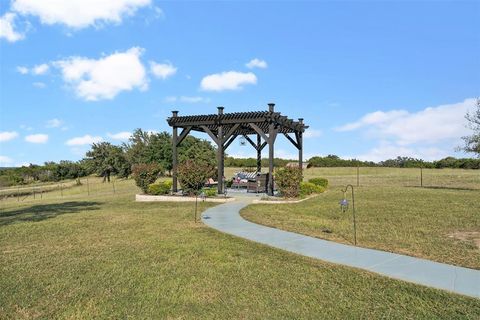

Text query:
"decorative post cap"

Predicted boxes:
[[268, 103, 275, 112], [218, 106, 224, 114], [172, 110, 178, 117]]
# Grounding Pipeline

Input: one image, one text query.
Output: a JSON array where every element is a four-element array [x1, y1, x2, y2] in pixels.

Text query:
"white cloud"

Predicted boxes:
[[107, 131, 131, 140], [165, 96, 210, 103], [20, 124, 33, 131], [336, 98, 476, 145], [304, 129, 322, 139], [0, 155, 14, 166], [32, 63, 49, 75], [246, 58, 267, 69], [150, 61, 177, 80], [55, 47, 148, 101], [11, 0, 151, 29], [353, 142, 450, 162], [0, 131, 19, 142], [200, 71, 257, 91], [0, 12, 25, 42], [17, 66, 28, 74], [0, 131, 18, 142], [46, 118, 63, 128], [66, 134, 102, 146], [33, 82, 46, 88], [25, 133, 48, 143]]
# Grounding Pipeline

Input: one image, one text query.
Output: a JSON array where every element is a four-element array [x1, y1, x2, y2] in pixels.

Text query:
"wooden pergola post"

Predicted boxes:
[[267, 103, 277, 196], [256, 134, 262, 173], [298, 118, 304, 172], [172, 111, 178, 192], [217, 106, 224, 195]]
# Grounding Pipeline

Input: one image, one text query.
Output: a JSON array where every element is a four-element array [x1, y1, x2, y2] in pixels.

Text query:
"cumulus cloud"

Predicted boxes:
[[55, 47, 148, 101], [0, 155, 14, 166], [25, 133, 48, 143], [337, 98, 477, 161], [0, 131, 19, 142], [46, 118, 63, 128], [11, 0, 152, 29], [0, 12, 25, 42], [353, 142, 450, 162], [246, 58, 267, 69], [165, 96, 210, 103], [66, 134, 102, 146], [336, 98, 476, 145], [32, 63, 49, 75], [33, 82, 46, 88], [200, 71, 257, 91], [304, 129, 322, 139], [150, 61, 177, 80], [107, 131, 131, 140], [16, 66, 28, 74]]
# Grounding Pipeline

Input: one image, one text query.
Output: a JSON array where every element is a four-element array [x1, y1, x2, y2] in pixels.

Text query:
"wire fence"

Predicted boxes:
[[0, 177, 139, 205], [1, 168, 479, 206]]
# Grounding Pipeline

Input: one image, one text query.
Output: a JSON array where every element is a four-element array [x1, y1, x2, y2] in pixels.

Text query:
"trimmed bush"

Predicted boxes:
[[148, 180, 172, 195], [202, 187, 217, 197], [132, 163, 163, 193], [178, 160, 216, 195], [308, 177, 329, 188], [275, 167, 303, 198], [300, 182, 325, 197]]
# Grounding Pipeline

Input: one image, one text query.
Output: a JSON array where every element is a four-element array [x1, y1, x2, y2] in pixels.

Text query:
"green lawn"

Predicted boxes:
[[241, 167, 480, 269], [1, 172, 479, 318]]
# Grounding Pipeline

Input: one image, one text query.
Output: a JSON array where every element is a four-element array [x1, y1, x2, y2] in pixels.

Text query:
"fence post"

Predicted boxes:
[[87, 178, 90, 196], [112, 181, 116, 194], [356, 166, 359, 187], [420, 167, 423, 187]]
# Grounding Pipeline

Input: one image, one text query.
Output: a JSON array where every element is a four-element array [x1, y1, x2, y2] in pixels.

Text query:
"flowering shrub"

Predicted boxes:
[[132, 163, 163, 193], [178, 160, 216, 195], [275, 167, 303, 198]]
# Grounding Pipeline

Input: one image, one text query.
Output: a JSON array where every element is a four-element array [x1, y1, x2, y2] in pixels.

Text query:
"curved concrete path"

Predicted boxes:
[[202, 198, 480, 299]]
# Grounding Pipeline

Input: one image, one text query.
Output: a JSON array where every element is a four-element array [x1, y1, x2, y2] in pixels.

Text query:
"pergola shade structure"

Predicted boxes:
[[167, 103, 308, 196]]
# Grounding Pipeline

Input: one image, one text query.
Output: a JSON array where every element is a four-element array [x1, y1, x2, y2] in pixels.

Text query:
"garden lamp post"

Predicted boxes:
[[340, 184, 357, 245]]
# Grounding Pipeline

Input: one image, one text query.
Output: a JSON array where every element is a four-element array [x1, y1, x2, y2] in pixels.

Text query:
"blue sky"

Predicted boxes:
[[1, 0, 479, 166]]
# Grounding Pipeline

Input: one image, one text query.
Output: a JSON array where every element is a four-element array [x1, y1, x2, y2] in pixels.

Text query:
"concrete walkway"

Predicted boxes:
[[202, 199, 480, 299]]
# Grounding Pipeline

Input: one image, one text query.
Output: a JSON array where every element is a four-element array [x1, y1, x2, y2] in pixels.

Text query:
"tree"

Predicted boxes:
[[460, 98, 480, 157], [124, 128, 216, 174], [85, 142, 130, 182], [177, 159, 216, 195]]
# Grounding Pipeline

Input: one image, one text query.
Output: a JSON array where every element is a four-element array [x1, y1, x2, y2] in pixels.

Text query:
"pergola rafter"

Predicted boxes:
[[167, 103, 308, 196]]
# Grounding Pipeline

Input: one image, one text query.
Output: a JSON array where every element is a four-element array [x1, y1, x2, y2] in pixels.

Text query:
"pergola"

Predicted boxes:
[[167, 103, 308, 196]]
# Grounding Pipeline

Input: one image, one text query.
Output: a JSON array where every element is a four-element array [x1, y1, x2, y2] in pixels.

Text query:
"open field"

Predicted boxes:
[[241, 167, 480, 269], [1, 187, 480, 318]]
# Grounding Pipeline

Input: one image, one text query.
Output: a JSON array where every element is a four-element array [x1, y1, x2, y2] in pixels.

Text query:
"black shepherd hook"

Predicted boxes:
[[340, 184, 357, 246]]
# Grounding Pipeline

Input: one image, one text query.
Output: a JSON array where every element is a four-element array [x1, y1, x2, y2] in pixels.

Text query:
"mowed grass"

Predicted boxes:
[[1, 185, 479, 318], [241, 167, 480, 269]]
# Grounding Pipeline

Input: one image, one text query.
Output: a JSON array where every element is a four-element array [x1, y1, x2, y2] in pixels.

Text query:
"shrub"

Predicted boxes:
[[308, 177, 329, 188], [202, 187, 217, 197], [132, 163, 163, 193], [300, 182, 325, 197], [178, 160, 216, 195], [148, 180, 172, 195], [225, 179, 233, 188], [275, 167, 303, 198]]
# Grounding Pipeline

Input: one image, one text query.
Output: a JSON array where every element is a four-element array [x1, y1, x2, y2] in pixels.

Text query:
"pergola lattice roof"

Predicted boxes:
[[167, 110, 308, 136]]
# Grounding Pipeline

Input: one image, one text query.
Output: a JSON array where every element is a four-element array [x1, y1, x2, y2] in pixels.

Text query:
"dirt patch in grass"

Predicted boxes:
[[448, 231, 480, 249]]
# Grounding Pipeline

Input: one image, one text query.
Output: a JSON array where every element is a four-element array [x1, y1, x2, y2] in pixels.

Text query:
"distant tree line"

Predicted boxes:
[[0, 129, 216, 187], [2, 129, 479, 187]]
